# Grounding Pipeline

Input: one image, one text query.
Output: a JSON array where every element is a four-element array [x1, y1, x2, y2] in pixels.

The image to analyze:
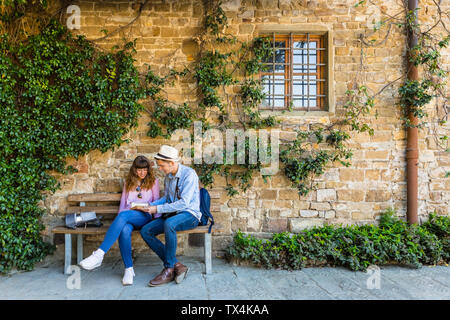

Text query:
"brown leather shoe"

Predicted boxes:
[[148, 267, 175, 287], [174, 262, 189, 284]]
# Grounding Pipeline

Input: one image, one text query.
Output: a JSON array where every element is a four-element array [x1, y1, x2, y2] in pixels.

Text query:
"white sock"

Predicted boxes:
[[125, 267, 134, 274], [94, 249, 105, 258]]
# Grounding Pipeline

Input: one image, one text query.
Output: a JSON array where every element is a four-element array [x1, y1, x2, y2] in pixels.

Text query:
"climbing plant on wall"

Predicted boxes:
[[143, 0, 449, 194], [143, 1, 376, 197], [0, 2, 148, 273], [356, 0, 449, 176]]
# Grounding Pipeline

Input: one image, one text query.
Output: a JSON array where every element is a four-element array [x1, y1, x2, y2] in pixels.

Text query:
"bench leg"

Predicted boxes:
[[64, 234, 72, 275], [204, 233, 212, 275], [77, 234, 83, 264]]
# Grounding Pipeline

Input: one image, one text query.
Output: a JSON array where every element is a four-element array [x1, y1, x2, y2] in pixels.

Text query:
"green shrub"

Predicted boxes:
[[421, 212, 450, 261], [226, 210, 449, 272]]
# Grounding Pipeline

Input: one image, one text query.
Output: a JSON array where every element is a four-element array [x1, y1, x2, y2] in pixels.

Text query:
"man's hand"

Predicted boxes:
[[133, 206, 157, 214], [131, 206, 156, 213]]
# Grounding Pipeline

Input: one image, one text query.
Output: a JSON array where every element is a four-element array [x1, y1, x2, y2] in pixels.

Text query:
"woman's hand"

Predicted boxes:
[[139, 206, 157, 219], [134, 206, 157, 214]]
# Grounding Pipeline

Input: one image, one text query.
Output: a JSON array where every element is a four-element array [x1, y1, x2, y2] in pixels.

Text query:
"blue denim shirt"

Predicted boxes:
[[150, 164, 202, 221]]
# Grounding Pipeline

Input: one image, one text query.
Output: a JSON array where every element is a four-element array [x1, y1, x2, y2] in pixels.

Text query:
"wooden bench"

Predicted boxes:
[[52, 193, 222, 275]]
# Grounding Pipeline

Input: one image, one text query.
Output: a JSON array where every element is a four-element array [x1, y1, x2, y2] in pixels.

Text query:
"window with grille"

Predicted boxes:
[[260, 33, 328, 111]]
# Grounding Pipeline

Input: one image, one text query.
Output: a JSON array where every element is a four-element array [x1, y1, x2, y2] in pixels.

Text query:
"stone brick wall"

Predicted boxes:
[[42, 0, 449, 261]]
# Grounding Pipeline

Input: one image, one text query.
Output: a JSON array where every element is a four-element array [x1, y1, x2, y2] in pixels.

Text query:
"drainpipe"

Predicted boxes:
[[406, 0, 419, 224]]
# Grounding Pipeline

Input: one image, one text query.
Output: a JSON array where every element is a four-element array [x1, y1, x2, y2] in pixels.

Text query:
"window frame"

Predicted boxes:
[[260, 33, 326, 111], [255, 25, 335, 115]]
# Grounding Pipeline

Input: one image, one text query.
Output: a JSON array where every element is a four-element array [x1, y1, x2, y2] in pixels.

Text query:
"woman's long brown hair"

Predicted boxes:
[[125, 156, 156, 192]]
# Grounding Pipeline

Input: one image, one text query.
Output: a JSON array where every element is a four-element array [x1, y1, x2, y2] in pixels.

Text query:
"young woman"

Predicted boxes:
[[79, 155, 160, 285]]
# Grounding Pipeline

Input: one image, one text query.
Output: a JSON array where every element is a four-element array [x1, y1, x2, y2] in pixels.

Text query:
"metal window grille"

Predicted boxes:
[[260, 33, 327, 111]]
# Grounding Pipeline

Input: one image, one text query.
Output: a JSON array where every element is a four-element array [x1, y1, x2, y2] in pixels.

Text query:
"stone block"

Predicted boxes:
[[270, 174, 292, 187], [300, 210, 319, 218], [239, 24, 254, 34], [67, 156, 89, 174], [153, 3, 170, 12], [259, 189, 278, 200], [339, 168, 365, 182], [275, 200, 293, 208], [136, 145, 160, 154], [279, 130, 298, 141], [237, 209, 252, 218], [231, 217, 248, 231], [227, 198, 247, 208], [73, 177, 95, 194], [310, 202, 331, 211], [365, 190, 391, 202], [317, 189, 336, 201], [337, 189, 365, 202], [279, 189, 300, 200], [365, 150, 390, 160], [292, 200, 310, 210], [351, 211, 374, 220], [262, 200, 274, 208], [365, 169, 381, 180], [247, 216, 262, 232], [263, 218, 288, 233], [324, 210, 336, 219], [95, 178, 122, 193], [221, 0, 241, 11], [289, 218, 325, 232], [419, 150, 435, 162]]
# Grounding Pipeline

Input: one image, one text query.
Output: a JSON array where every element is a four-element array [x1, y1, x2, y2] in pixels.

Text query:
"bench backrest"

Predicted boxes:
[[66, 193, 122, 217], [67, 189, 222, 215]]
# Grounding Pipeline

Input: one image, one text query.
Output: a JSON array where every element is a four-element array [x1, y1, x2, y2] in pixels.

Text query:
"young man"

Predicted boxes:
[[140, 145, 202, 286]]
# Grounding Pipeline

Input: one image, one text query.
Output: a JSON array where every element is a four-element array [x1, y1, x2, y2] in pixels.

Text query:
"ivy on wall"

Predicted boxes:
[[356, 0, 449, 175], [0, 13, 147, 272], [143, 1, 375, 197], [400, 7, 449, 131], [144, 2, 280, 196]]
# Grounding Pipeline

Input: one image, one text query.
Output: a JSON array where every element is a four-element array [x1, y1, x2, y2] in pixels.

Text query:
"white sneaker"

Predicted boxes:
[[79, 250, 104, 270], [122, 267, 135, 286]]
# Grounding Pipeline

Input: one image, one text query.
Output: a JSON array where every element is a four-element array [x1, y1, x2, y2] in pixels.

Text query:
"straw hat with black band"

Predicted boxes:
[[154, 145, 180, 162]]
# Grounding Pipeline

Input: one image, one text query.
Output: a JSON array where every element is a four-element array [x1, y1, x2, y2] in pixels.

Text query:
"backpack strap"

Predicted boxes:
[[208, 219, 214, 233], [200, 188, 214, 233], [175, 177, 180, 200]]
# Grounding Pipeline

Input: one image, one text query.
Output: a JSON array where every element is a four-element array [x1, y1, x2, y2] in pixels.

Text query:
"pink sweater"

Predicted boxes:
[[119, 178, 161, 214]]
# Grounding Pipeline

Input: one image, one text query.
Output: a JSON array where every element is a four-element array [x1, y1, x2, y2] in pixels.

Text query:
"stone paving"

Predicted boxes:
[[0, 255, 449, 300]]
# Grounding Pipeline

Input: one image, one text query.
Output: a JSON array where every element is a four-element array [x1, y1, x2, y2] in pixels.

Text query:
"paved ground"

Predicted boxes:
[[0, 255, 449, 300]]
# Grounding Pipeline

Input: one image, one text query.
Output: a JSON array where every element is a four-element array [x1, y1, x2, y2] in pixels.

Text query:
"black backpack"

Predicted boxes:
[[199, 187, 215, 233]]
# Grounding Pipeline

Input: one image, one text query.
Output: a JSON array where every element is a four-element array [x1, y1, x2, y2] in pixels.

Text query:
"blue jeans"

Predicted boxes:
[[99, 210, 153, 268], [140, 211, 199, 268]]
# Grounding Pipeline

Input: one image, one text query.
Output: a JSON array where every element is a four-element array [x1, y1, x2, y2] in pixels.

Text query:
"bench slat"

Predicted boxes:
[[53, 224, 223, 235], [53, 226, 110, 235], [68, 193, 121, 202], [66, 206, 120, 215]]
